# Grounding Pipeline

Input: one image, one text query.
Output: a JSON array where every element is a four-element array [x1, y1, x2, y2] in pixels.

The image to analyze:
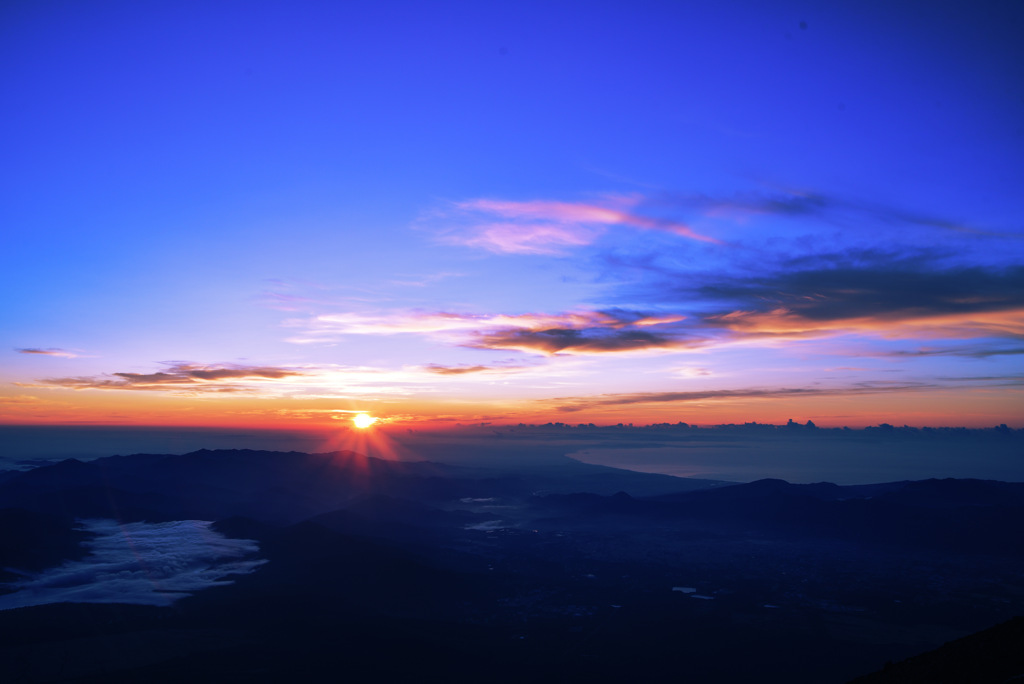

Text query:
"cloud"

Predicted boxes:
[[878, 346, 1024, 359], [934, 374, 1024, 385], [599, 250, 1024, 345], [0, 395, 41, 404], [696, 262, 1024, 340], [258, 291, 316, 312], [432, 195, 720, 254], [289, 308, 694, 356], [705, 262, 1024, 322], [292, 311, 498, 337], [0, 519, 265, 610], [672, 366, 714, 378], [547, 381, 944, 413], [388, 271, 465, 287], [450, 221, 602, 255], [469, 327, 692, 355], [706, 308, 1024, 342], [15, 347, 79, 358], [653, 188, 1015, 238], [297, 309, 684, 337], [285, 197, 1020, 368], [34, 363, 306, 392], [120, 366, 298, 383], [423, 363, 529, 375]]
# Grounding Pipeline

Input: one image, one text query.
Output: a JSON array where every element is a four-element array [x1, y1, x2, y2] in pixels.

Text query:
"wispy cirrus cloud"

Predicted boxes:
[[648, 187, 1019, 239], [430, 195, 720, 255], [878, 346, 1024, 359], [258, 291, 317, 312], [433, 187, 1016, 259], [0, 395, 62, 406], [15, 347, 80, 358], [423, 363, 534, 375], [29, 363, 306, 393], [933, 374, 1024, 385], [288, 308, 693, 355], [291, 309, 684, 337], [388, 271, 465, 288], [545, 378, 998, 413]]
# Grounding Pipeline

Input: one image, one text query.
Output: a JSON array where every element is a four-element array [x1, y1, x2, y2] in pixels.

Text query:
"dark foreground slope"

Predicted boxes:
[[849, 616, 1024, 684], [0, 449, 1022, 683]]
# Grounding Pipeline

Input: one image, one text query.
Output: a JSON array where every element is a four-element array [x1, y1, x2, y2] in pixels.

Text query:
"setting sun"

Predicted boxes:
[[352, 413, 378, 429]]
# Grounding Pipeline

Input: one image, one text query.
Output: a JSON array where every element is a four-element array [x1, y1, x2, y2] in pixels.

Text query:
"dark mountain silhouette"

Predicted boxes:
[[0, 449, 722, 525], [0, 509, 92, 582], [0, 448, 1021, 683], [848, 616, 1024, 683]]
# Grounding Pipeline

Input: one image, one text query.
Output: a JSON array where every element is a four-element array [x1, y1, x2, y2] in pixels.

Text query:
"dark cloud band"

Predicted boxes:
[[37, 363, 305, 392]]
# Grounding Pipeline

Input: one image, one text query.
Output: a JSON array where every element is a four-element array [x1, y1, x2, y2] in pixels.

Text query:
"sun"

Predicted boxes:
[[352, 413, 378, 429]]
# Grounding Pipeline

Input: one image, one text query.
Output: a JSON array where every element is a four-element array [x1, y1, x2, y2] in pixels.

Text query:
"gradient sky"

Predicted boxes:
[[3, 0, 1023, 429]]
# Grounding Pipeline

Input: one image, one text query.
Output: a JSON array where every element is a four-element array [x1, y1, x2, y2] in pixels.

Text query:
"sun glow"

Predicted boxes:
[[352, 413, 378, 429]]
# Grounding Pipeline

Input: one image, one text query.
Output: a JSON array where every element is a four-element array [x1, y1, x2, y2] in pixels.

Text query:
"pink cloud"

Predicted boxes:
[[438, 196, 719, 254], [456, 222, 602, 255]]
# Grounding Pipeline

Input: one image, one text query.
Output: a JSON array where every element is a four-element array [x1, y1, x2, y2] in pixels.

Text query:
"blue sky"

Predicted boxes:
[[3, 0, 1022, 427]]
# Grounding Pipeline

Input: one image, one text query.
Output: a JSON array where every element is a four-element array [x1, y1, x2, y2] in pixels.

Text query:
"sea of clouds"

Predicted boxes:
[[0, 519, 266, 610]]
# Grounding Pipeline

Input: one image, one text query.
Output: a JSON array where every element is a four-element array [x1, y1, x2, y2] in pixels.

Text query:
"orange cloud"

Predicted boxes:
[[423, 363, 534, 375], [707, 307, 1024, 341]]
